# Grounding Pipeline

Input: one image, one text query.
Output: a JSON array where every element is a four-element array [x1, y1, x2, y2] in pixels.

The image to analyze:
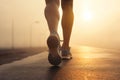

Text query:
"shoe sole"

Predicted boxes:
[[62, 57, 72, 60], [47, 36, 61, 66]]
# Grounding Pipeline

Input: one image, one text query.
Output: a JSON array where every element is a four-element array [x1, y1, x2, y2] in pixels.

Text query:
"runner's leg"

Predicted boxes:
[[61, 0, 74, 49], [44, 0, 60, 33]]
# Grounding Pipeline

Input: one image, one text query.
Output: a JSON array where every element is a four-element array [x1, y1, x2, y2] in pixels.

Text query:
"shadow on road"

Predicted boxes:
[[45, 60, 71, 80], [0, 47, 47, 65], [46, 66, 61, 80]]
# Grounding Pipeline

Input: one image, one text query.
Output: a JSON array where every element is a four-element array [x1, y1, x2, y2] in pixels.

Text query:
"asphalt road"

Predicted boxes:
[[0, 47, 47, 65], [0, 46, 120, 80]]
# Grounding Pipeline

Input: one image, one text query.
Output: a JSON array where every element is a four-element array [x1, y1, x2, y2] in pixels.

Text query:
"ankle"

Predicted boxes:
[[61, 45, 70, 50], [50, 31, 58, 35]]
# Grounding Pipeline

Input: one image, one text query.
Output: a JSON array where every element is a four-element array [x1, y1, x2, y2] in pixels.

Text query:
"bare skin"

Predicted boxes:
[[44, 0, 60, 33], [61, 0, 74, 49], [45, 0, 74, 50]]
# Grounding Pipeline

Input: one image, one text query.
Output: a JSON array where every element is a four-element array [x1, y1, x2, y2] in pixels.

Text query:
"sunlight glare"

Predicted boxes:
[[83, 11, 93, 21], [78, 46, 110, 59]]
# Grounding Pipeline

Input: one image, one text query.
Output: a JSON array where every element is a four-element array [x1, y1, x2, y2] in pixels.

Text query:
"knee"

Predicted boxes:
[[44, 0, 60, 16], [44, 0, 60, 20], [45, 0, 60, 7], [61, 0, 73, 11]]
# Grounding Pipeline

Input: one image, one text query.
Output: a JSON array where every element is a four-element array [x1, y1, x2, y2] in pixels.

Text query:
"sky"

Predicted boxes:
[[72, 0, 120, 49], [0, 0, 120, 49]]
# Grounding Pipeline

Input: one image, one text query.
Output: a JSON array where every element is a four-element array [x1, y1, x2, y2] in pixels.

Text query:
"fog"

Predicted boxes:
[[0, 0, 48, 48], [0, 0, 120, 50]]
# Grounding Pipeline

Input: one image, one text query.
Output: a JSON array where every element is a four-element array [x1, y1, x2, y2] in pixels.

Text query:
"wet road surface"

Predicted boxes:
[[0, 46, 120, 80]]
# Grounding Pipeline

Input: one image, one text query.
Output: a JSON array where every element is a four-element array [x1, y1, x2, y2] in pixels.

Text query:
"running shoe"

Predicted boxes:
[[61, 47, 72, 60], [47, 32, 61, 65]]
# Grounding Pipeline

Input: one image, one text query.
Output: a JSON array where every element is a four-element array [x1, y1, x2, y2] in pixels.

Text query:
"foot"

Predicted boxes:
[[61, 47, 72, 60], [47, 32, 61, 66]]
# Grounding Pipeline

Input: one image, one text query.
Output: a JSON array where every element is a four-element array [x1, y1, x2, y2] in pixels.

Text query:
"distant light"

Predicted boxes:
[[83, 11, 93, 21]]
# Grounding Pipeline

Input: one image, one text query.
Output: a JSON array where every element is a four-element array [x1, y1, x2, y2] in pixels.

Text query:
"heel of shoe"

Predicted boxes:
[[48, 54, 61, 66], [47, 36, 60, 49]]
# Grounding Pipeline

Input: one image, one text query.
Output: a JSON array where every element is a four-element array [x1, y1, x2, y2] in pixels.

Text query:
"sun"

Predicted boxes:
[[83, 11, 93, 21]]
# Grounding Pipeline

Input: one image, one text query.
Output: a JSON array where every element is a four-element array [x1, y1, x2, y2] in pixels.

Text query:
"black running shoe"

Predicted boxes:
[[47, 33, 61, 66]]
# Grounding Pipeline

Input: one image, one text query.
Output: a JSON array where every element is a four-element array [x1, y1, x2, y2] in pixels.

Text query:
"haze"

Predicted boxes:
[[0, 0, 120, 50]]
